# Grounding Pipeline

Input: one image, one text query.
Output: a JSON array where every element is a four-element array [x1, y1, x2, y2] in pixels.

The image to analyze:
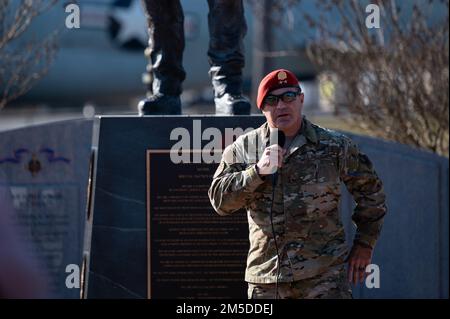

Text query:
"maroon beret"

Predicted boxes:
[[257, 69, 300, 109]]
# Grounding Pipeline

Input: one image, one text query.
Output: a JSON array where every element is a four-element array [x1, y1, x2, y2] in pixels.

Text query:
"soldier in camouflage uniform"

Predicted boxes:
[[208, 69, 387, 299]]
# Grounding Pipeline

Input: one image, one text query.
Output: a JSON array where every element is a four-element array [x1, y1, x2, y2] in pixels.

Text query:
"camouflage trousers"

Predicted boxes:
[[248, 265, 353, 299]]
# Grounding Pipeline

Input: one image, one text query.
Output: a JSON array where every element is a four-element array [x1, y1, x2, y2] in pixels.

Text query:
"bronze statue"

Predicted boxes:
[[138, 0, 251, 115]]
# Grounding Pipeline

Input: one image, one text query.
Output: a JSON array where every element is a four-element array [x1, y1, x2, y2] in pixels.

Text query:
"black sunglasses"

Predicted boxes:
[[263, 90, 301, 107]]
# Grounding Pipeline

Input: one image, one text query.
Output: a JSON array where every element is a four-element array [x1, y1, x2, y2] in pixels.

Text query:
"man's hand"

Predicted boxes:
[[346, 244, 373, 285], [256, 145, 285, 176]]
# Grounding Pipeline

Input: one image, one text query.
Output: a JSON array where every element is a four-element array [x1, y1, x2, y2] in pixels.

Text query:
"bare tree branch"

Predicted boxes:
[[302, 0, 449, 156], [0, 0, 58, 110]]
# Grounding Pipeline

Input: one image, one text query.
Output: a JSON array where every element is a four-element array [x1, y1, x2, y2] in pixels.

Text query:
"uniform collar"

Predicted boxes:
[[260, 116, 318, 157], [300, 116, 318, 144]]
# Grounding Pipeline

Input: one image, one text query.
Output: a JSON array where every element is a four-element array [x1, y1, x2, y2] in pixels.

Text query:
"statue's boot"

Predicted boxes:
[[139, 0, 184, 115], [207, 0, 251, 115]]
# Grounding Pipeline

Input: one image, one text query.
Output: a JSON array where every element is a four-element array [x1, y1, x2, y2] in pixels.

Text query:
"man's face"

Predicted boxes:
[[261, 87, 304, 135]]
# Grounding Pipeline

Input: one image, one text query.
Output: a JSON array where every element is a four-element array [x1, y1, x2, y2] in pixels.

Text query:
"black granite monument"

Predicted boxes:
[[84, 116, 265, 298]]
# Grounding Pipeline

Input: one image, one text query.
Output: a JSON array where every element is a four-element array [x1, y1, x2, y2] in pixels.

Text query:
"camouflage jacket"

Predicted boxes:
[[208, 117, 387, 284]]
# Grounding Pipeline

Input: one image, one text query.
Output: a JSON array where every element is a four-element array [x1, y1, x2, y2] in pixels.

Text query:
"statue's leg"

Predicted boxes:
[[207, 0, 251, 115], [138, 0, 185, 115]]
